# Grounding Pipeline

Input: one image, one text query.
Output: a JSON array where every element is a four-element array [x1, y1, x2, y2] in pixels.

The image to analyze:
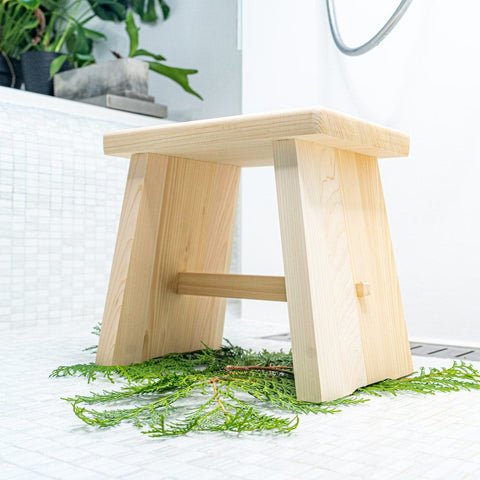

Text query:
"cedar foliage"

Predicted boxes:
[[51, 329, 480, 437]]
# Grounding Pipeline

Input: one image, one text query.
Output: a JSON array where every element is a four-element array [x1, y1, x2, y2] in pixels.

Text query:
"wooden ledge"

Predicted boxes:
[[104, 107, 409, 166]]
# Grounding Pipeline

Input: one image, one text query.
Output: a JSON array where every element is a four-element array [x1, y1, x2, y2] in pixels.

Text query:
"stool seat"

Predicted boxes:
[[104, 107, 409, 166], [96, 107, 413, 403]]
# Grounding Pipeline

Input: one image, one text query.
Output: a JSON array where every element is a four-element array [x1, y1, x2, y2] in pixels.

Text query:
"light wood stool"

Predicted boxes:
[[96, 108, 413, 402]]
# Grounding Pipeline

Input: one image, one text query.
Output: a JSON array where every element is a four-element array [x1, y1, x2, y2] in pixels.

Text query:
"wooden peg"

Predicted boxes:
[[355, 282, 371, 298]]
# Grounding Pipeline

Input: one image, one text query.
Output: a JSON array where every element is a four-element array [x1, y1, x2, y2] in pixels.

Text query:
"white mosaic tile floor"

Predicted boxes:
[[2, 317, 480, 480]]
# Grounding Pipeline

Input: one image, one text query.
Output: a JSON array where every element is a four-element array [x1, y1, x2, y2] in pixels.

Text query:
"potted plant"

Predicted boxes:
[[21, 0, 104, 95], [19, 0, 200, 102], [0, 0, 39, 88], [54, 11, 202, 101]]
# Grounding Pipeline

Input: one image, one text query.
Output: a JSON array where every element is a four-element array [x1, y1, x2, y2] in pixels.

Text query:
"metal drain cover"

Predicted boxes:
[[262, 332, 292, 342], [261, 333, 480, 361], [409, 342, 480, 360]]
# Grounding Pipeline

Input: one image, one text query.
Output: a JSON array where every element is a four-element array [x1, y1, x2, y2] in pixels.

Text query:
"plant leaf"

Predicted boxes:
[[87, 0, 127, 22], [148, 61, 203, 100], [73, 26, 91, 55], [130, 0, 145, 18], [82, 28, 107, 40], [75, 53, 96, 61], [131, 0, 157, 22], [49, 54, 68, 79], [129, 0, 168, 22], [141, 0, 157, 23], [41, 11, 58, 50], [17, 0, 40, 9], [131, 48, 166, 61], [125, 11, 139, 57], [158, 0, 170, 19]]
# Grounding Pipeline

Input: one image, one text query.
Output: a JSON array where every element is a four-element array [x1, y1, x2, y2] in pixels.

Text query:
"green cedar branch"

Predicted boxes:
[[51, 335, 480, 437]]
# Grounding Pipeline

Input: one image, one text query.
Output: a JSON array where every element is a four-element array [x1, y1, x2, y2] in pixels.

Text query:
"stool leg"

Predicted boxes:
[[336, 150, 413, 384], [97, 153, 240, 365], [273, 139, 412, 402]]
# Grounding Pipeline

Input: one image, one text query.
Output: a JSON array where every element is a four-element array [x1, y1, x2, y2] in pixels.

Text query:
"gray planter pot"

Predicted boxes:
[[22, 51, 70, 95], [54, 58, 151, 101], [0, 57, 23, 89]]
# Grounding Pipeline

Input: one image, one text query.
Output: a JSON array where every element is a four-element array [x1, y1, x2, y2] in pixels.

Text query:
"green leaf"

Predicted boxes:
[[158, 0, 170, 19], [75, 53, 96, 61], [75, 53, 96, 68], [87, 0, 127, 22], [148, 61, 203, 100], [21, 19, 40, 30], [141, 0, 157, 23], [65, 33, 76, 55], [41, 11, 58, 50], [49, 54, 68, 79], [130, 0, 145, 17], [82, 28, 107, 41], [130, 0, 169, 22], [125, 11, 139, 57], [17, 0, 40, 9], [131, 48, 166, 61], [131, 0, 156, 22], [73, 27, 90, 55]]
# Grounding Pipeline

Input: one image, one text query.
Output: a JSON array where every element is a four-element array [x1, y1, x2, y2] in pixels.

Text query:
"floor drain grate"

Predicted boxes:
[[262, 332, 292, 342], [262, 333, 480, 361], [409, 342, 480, 360]]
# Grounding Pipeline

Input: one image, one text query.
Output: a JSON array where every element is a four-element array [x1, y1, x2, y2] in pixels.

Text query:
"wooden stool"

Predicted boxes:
[[96, 108, 413, 403]]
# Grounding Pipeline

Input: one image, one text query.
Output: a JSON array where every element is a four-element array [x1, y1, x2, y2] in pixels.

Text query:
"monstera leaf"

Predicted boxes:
[[87, 0, 169, 23], [125, 11, 202, 100], [87, 0, 128, 22], [147, 62, 202, 100]]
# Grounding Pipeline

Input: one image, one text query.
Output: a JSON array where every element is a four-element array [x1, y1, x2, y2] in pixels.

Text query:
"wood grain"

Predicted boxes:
[[336, 151, 413, 383], [104, 107, 409, 166], [177, 273, 287, 301], [96, 153, 168, 365], [273, 139, 367, 402], [96, 154, 240, 365]]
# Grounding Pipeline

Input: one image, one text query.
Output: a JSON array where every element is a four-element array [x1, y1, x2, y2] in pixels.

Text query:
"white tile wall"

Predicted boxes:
[[0, 101, 132, 329], [0, 90, 240, 329]]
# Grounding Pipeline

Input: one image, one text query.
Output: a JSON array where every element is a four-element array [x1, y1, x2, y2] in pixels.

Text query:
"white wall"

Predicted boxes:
[[241, 0, 480, 346], [91, 0, 242, 121], [323, 0, 480, 346], [240, 0, 326, 325]]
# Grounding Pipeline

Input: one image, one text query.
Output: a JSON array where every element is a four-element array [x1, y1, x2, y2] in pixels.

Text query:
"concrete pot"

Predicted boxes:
[[54, 58, 151, 101]]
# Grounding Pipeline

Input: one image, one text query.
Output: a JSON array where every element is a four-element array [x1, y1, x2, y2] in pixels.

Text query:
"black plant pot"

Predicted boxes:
[[0, 56, 23, 89], [21, 51, 70, 96]]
